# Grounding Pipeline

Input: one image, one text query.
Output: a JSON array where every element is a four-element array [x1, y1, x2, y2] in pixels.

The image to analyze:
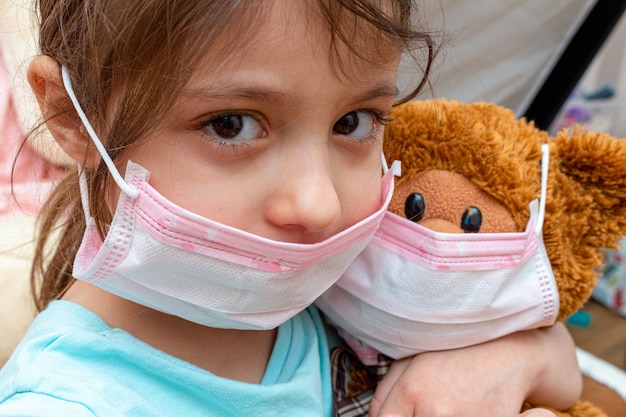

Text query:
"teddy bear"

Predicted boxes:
[[321, 99, 626, 417], [383, 99, 626, 417]]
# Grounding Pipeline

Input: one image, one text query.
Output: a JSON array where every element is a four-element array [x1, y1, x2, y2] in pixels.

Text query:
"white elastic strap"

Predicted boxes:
[[381, 152, 401, 177], [535, 144, 550, 234], [61, 67, 139, 199], [77, 165, 91, 219]]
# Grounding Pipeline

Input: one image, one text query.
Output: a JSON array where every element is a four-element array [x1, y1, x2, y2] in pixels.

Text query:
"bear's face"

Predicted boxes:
[[384, 99, 626, 321], [389, 169, 518, 234]]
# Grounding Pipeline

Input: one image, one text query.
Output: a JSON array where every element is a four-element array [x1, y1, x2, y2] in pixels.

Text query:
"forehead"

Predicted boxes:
[[193, 0, 404, 85]]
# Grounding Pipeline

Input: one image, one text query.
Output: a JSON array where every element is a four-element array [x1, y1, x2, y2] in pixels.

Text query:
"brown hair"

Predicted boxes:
[[31, 0, 437, 310]]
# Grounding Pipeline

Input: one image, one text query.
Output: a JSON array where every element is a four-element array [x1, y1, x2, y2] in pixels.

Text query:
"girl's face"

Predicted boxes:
[[116, 1, 400, 244]]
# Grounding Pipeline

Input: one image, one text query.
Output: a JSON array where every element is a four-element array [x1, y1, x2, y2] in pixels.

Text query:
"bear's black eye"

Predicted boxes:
[[461, 206, 482, 233], [404, 193, 425, 222]]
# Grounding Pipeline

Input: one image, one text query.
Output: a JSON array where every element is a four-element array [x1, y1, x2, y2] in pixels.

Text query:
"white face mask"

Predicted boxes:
[[315, 145, 560, 359], [62, 67, 398, 330]]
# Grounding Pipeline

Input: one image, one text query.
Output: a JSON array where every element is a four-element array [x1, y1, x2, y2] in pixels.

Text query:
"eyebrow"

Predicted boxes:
[[181, 81, 400, 106], [352, 82, 400, 104], [181, 85, 289, 106]]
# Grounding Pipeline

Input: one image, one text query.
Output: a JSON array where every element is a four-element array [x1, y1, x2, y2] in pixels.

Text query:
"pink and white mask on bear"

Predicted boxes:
[[316, 145, 560, 363]]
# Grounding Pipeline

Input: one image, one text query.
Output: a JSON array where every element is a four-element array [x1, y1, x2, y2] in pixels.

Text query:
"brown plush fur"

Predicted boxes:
[[383, 99, 626, 417]]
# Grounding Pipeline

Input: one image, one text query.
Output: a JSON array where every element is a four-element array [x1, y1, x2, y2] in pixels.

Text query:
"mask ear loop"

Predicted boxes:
[[61, 67, 139, 200], [535, 143, 549, 235], [381, 152, 401, 177], [77, 164, 91, 220]]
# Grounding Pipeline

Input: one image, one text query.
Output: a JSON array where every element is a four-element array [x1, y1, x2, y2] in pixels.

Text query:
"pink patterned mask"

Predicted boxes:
[[62, 67, 397, 330], [316, 146, 560, 361]]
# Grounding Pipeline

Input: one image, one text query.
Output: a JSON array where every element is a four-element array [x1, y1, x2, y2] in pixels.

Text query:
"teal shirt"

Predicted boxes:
[[0, 301, 332, 416]]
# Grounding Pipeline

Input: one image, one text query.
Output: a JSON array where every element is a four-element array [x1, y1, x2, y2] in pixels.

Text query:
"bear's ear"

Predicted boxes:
[[545, 129, 626, 320], [554, 128, 626, 236]]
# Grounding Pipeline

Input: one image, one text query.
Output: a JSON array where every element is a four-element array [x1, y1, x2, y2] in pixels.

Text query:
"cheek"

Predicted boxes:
[[335, 145, 386, 227], [338, 169, 384, 227]]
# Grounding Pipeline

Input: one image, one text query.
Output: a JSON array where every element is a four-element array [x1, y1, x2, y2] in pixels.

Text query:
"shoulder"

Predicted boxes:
[[0, 303, 334, 417], [0, 301, 180, 416], [1, 300, 123, 371]]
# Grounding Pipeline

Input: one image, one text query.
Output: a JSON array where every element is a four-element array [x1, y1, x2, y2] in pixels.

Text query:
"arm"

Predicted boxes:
[[369, 323, 582, 417]]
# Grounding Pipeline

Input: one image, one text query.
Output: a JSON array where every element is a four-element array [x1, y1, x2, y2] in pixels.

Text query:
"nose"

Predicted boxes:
[[264, 143, 342, 236]]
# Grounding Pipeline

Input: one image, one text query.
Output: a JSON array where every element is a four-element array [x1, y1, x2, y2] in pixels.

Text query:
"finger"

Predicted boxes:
[[368, 358, 411, 417], [518, 409, 557, 417]]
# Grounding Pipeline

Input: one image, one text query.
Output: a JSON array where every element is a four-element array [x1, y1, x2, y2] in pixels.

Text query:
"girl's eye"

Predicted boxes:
[[201, 113, 265, 142], [333, 110, 384, 139]]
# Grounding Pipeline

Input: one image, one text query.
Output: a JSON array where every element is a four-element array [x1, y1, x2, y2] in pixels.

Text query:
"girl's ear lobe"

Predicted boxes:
[[27, 55, 100, 168]]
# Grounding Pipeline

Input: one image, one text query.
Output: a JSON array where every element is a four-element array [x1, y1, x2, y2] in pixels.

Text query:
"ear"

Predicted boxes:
[[555, 129, 626, 221], [545, 130, 626, 320], [27, 55, 100, 168], [556, 129, 626, 246]]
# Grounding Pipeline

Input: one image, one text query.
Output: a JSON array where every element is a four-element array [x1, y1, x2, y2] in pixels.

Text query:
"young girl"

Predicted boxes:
[[0, 1, 580, 416]]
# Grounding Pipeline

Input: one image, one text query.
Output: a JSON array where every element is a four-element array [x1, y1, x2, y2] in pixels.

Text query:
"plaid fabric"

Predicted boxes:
[[331, 347, 392, 417]]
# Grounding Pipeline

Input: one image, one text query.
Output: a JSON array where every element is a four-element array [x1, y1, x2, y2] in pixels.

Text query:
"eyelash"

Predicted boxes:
[[365, 108, 393, 127], [337, 108, 392, 144], [191, 108, 392, 148], [192, 111, 265, 149]]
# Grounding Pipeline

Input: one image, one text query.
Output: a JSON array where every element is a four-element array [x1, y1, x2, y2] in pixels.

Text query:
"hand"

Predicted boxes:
[[369, 323, 581, 417], [519, 410, 558, 417]]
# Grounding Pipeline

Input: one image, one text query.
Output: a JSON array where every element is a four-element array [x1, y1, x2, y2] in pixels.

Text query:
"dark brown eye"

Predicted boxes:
[[211, 114, 244, 139], [461, 206, 482, 233], [333, 112, 360, 135], [404, 193, 425, 222]]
